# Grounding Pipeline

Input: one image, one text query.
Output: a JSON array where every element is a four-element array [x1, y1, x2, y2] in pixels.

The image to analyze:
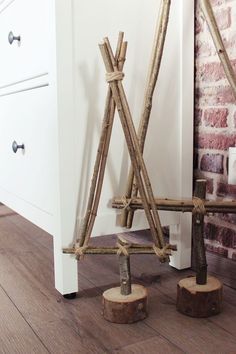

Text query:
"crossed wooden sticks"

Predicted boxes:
[[72, 32, 176, 262]]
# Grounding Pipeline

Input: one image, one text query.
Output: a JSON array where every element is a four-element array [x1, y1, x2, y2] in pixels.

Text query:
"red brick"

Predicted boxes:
[[204, 222, 234, 251], [205, 243, 228, 258], [196, 86, 235, 106], [219, 227, 236, 248], [198, 62, 225, 82], [203, 108, 228, 128], [195, 39, 216, 58], [204, 222, 218, 240], [224, 33, 236, 53], [215, 7, 231, 30], [219, 213, 236, 226], [196, 132, 236, 150], [217, 182, 236, 198], [210, 0, 224, 6], [200, 153, 224, 173]]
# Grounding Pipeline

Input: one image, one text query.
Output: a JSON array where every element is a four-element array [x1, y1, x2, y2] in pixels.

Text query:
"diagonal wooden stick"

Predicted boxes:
[[83, 41, 128, 246], [200, 0, 236, 100], [77, 32, 126, 247], [99, 41, 165, 250], [121, 0, 171, 228]]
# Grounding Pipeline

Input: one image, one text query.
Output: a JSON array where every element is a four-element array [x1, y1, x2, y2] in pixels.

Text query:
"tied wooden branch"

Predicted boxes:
[[99, 38, 167, 255], [76, 32, 127, 254], [121, 0, 171, 229], [200, 0, 236, 100], [112, 196, 236, 214], [63, 244, 177, 257]]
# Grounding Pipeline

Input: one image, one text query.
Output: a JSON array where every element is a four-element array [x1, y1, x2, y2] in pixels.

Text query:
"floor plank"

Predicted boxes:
[[111, 335, 184, 354], [0, 285, 48, 354]]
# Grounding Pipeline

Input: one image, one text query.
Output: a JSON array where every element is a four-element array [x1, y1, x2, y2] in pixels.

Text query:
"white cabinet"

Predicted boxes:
[[0, 0, 194, 295]]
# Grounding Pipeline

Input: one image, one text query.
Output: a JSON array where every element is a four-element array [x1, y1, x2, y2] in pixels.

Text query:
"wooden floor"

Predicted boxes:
[[0, 205, 236, 354]]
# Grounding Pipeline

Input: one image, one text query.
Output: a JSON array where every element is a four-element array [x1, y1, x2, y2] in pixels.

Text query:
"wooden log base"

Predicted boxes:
[[176, 276, 223, 318], [102, 284, 148, 324]]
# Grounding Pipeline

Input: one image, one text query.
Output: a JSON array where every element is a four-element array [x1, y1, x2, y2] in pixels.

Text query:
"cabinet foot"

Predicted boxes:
[[63, 292, 77, 300]]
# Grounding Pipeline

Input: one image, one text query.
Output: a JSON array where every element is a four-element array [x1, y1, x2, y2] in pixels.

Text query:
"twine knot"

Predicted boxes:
[[193, 197, 206, 215], [153, 244, 171, 263], [121, 196, 132, 211], [75, 245, 88, 260], [117, 242, 130, 256], [106, 71, 124, 83]]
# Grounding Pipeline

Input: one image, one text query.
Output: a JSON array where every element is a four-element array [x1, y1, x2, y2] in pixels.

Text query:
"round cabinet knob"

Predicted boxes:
[[12, 141, 24, 153], [8, 31, 21, 45]]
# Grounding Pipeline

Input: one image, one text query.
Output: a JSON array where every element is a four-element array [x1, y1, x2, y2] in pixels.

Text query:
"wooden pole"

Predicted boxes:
[[200, 0, 236, 100], [121, 0, 171, 228], [63, 244, 176, 255], [112, 196, 236, 214], [119, 254, 132, 295], [82, 41, 128, 247], [192, 179, 207, 285]]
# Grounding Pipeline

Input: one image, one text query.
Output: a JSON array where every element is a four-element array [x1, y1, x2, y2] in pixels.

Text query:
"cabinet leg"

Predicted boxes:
[[169, 214, 192, 270], [53, 249, 78, 295]]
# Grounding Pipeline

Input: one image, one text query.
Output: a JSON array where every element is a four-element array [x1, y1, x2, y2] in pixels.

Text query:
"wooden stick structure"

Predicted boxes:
[[72, 32, 176, 265], [121, 0, 171, 229], [200, 0, 236, 100], [112, 196, 236, 214]]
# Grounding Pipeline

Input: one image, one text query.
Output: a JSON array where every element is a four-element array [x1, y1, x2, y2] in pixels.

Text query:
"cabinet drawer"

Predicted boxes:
[[0, 86, 56, 215], [0, 0, 50, 88]]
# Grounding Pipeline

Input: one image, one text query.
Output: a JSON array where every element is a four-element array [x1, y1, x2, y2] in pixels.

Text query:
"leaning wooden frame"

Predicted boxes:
[[71, 0, 173, 264], [68, 31, 176, 264]]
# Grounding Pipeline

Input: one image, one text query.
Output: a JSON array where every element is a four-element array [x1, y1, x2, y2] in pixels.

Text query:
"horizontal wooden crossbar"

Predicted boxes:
[[112, 197, 236, 214], [63, 244, 177, 256]]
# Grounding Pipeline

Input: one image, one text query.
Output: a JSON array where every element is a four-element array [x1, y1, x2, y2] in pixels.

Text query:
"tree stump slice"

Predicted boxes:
[[102, 284, 148, 324], [177, 276, 223, 318]]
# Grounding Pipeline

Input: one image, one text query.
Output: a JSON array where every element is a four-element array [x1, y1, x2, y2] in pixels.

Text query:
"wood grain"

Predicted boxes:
[[0, 206, 236, 353]]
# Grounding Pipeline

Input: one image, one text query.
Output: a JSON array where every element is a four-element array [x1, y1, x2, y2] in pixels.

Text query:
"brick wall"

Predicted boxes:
[[195, 0, 236, 260]]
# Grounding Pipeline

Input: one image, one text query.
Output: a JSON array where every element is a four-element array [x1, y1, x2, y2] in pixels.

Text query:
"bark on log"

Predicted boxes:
[[176, 276, 223, 318], [102, 284, 148, 323], [192, 179, 207, 285]]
